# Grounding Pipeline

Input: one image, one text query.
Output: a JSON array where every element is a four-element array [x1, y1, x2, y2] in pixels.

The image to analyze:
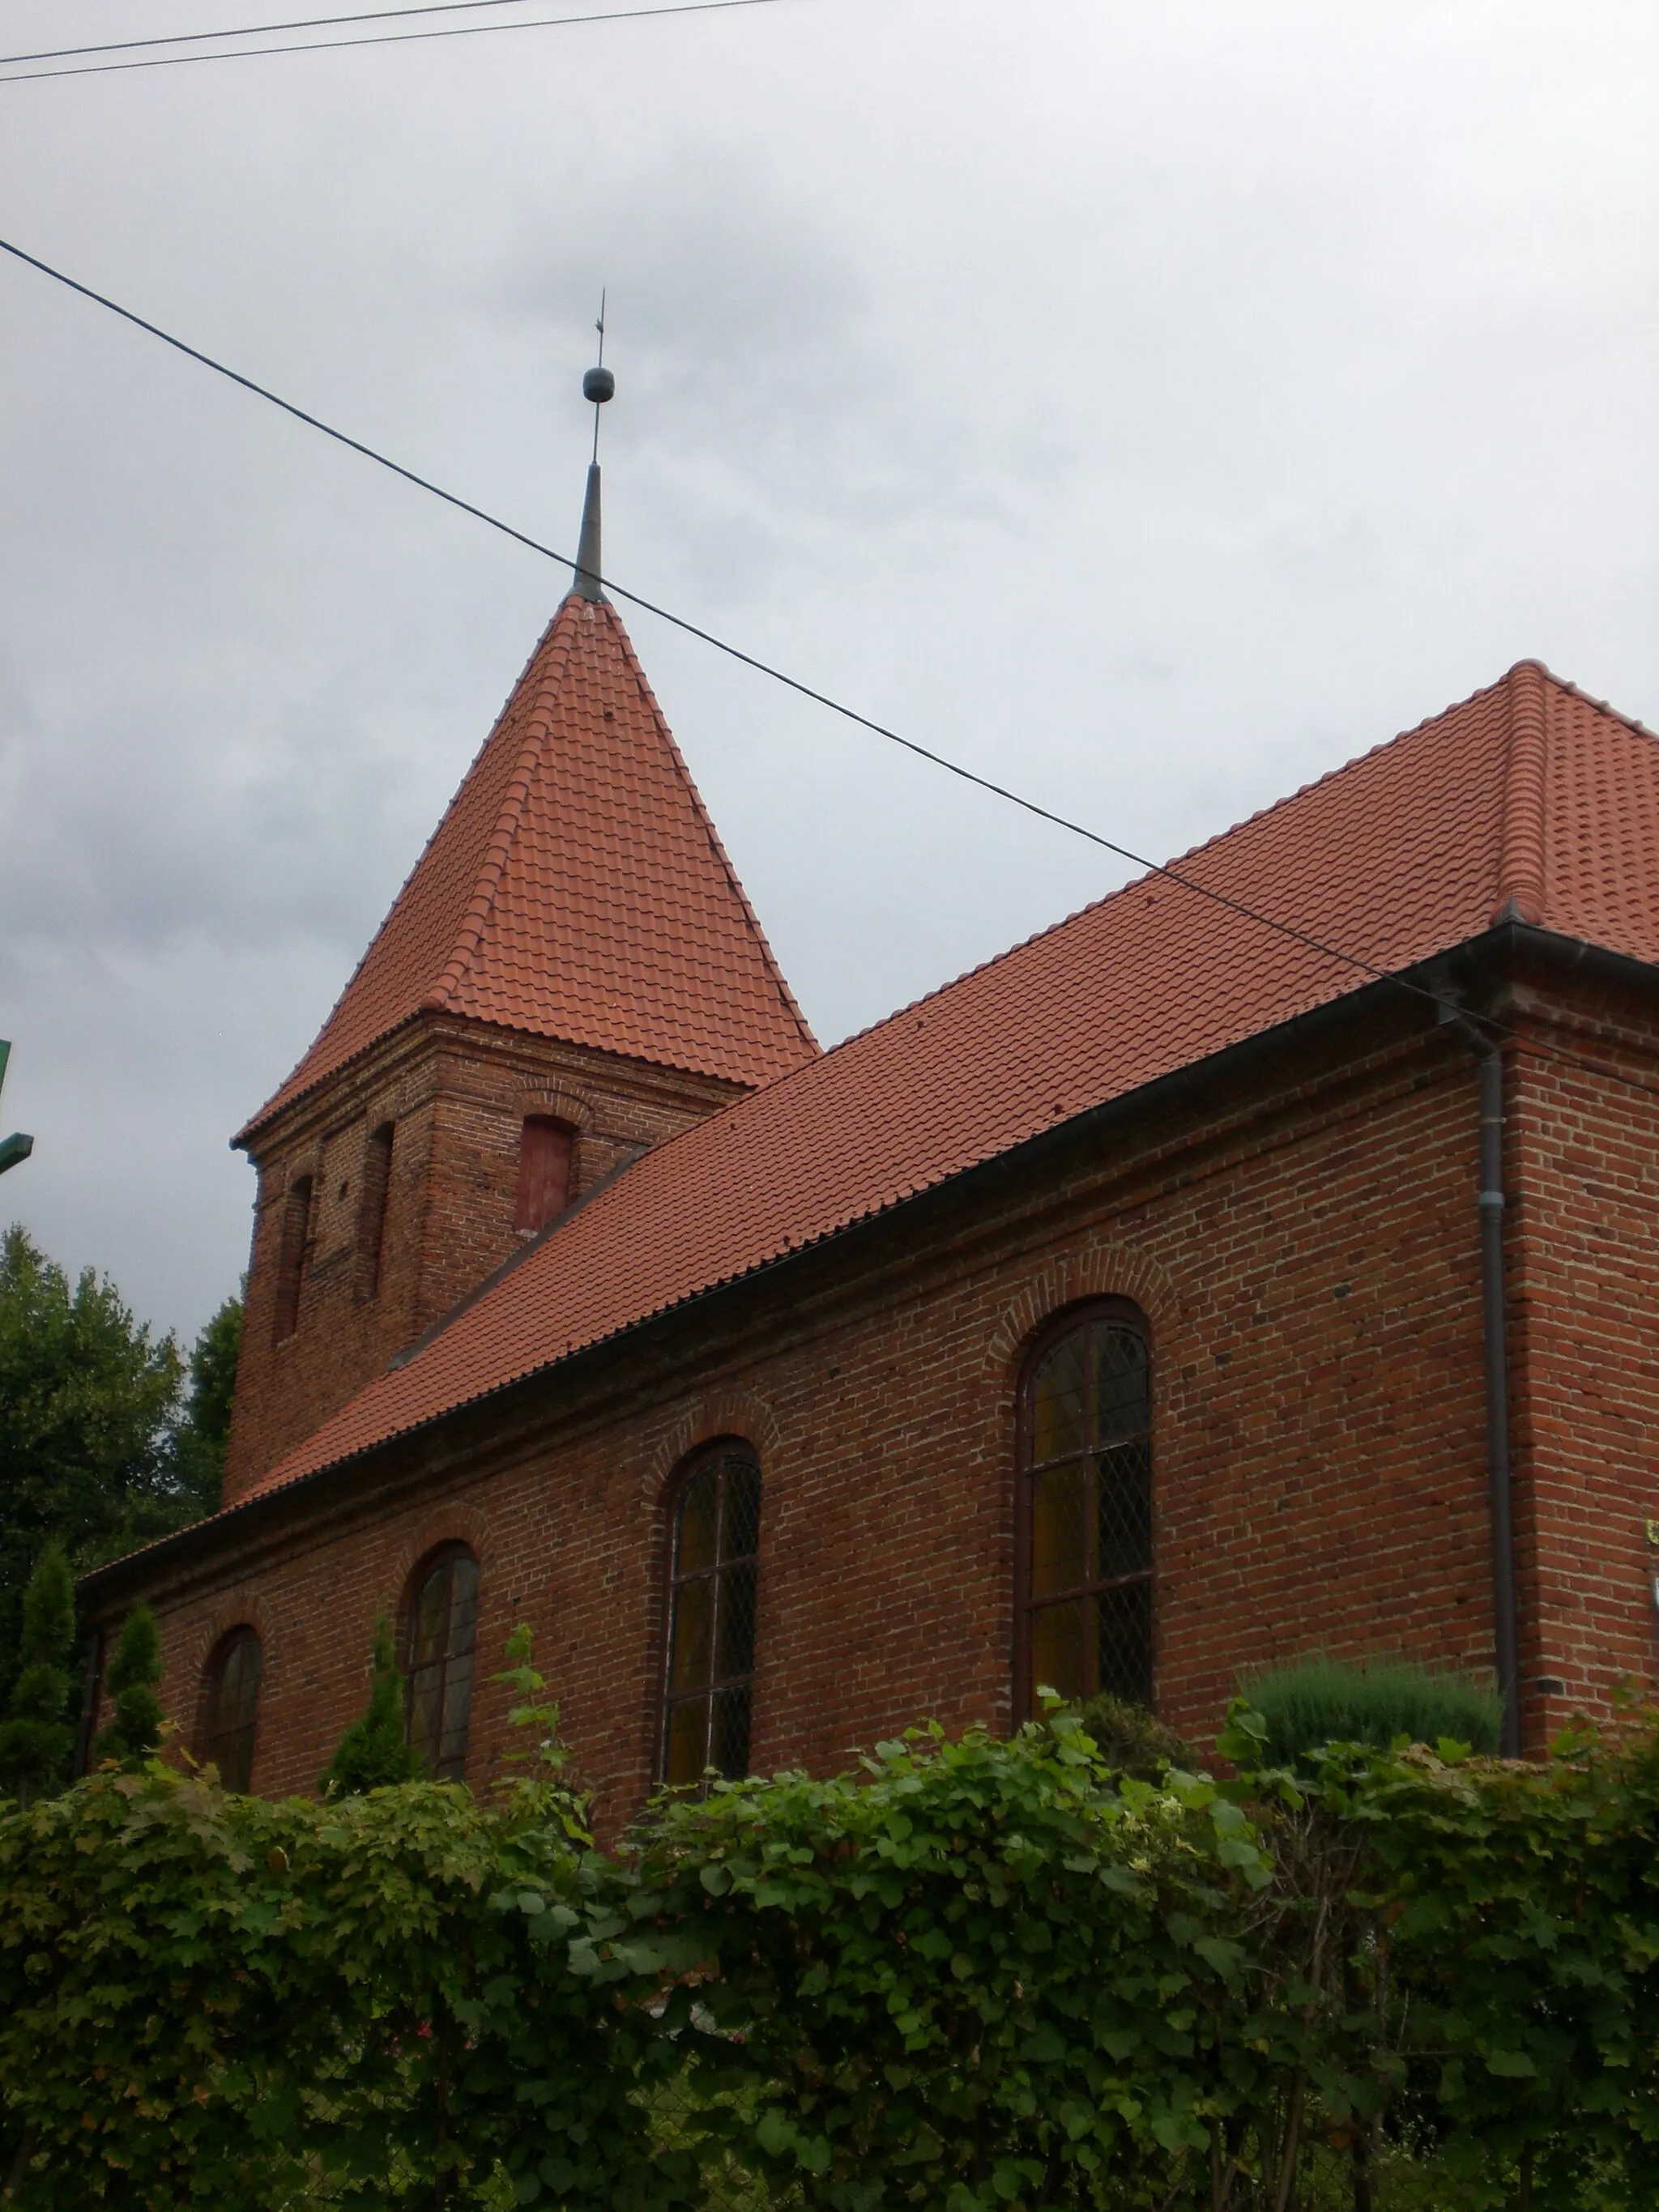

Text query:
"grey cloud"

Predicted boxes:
[[0, 0, 1654, 1340]]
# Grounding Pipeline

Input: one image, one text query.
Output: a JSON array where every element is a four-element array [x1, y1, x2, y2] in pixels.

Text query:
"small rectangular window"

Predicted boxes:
[[271, 1174, 313, 1343], [356, 1121, 395, 1299], [514, 1116, 574, 1234]]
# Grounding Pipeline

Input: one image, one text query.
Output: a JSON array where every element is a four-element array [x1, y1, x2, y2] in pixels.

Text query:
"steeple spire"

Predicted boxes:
[[573, 292, 613, 603], [573, 462, 604, 602]]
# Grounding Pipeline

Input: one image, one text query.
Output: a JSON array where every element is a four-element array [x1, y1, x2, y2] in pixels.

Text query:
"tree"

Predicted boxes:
[[0, 1229, 243, 1717], [92, 1602, 164, 1766], [319, 1617, 422, 1795], [171, 1288, 245, 1520], [0, 1227, 182, 1709], [0, 1543, 75, 1805]]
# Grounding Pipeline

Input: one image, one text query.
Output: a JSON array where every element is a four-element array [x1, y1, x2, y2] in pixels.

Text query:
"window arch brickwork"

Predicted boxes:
[[403, 1544, 480, 1780], [660, 1442, 761, 1787], [203, 1626, 262, 1792], [1014, 1300, 1154, 1720], [983, 1241, 1180, 1389]]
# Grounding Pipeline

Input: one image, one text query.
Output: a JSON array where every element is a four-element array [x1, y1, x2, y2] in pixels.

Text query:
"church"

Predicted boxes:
[[83, 443, 1659, 1826]]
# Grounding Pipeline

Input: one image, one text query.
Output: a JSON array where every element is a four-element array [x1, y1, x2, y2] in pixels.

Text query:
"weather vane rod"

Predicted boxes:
[[584, 289, 612, 464]]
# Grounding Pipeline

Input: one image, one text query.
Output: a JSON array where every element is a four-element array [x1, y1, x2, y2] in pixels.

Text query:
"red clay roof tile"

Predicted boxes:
[[238, 595, 817, 1140], [244, 662, 1658, 1499]]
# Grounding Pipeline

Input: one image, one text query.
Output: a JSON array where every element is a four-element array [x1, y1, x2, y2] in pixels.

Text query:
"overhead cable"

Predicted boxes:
[[1, 0, 552, 70], [0, 0, 790, 84], [0, 228, 1653, 1110]]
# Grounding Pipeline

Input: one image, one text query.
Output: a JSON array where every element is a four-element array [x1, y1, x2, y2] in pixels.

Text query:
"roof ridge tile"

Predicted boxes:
[[1495, 659, 1549, 927]]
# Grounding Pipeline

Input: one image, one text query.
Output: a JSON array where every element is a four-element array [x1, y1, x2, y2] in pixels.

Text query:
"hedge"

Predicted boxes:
[[2, 1686, 1657, 2210]]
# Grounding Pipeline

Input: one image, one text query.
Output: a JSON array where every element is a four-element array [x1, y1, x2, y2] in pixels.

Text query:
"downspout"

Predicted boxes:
[[1444, 1015, 1522, 1755]]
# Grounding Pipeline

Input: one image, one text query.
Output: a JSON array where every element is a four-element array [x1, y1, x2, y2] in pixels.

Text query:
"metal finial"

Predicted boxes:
[[582, 288, 614, 462]]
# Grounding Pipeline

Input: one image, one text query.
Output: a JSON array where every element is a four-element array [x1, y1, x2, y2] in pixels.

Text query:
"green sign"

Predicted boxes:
[[0, 1039, 34, 1178]]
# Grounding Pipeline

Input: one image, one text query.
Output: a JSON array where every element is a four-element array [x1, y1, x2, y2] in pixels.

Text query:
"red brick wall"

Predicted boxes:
[[107, 991, 1659, 1849], [1505, 966, 1659, 1737], [224, 1014, 748, 1502], [114, 970, 1659, 1836]]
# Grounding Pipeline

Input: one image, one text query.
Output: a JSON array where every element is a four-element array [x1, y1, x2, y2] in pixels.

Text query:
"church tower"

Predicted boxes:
[[223, 420, 816, 1502]]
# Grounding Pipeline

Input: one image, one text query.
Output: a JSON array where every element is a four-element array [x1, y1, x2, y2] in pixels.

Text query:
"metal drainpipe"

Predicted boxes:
[[1447, 1018, 1522, 1755]]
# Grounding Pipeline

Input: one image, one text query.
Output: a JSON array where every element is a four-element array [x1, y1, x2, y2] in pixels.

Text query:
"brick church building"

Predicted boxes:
[[84, 464, 1659, 1824]]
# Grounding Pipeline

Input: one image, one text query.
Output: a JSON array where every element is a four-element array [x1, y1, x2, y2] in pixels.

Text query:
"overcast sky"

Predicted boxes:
[[1, 0, 1655, 1349]]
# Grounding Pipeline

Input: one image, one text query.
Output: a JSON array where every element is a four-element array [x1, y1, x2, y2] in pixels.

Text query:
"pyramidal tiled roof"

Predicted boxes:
[[240, 593, 817, 1139], [245, 660, 1658, 1498]]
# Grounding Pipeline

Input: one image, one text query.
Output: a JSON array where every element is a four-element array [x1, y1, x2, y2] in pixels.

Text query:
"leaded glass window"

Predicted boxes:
[[661, 1445, 760, 1787], [405, 1545, 479, 1780], [1019, 1307, 1153, 1715], [205, 1627, 262, 1792]]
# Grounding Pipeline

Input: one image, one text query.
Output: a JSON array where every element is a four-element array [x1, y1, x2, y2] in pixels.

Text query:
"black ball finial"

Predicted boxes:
[[582, 366, 616, 404]]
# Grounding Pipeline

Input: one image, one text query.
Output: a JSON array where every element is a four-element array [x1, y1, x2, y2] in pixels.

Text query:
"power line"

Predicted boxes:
[[1, 0, 551, 69], [1, 227, 1654, 1112], [0, 0, 790, 83]]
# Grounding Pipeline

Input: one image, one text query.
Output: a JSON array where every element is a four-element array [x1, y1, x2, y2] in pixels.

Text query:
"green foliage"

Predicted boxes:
[[0, 1762, 678, 2210], [4, 1682, 1659, 2209], [0, 1226, 186, 1710], [1065, 1690, 1192, 1779], [1305, 1713, 1659, 2204], [318, 1616, 422, 1796], [616, 1707, 1277, 2210], [92, 1601, 164, 1767], [0, 1543, 75, 1806], [1241, 1650, 1503, 1766], [170, 1285, 245, 1520]]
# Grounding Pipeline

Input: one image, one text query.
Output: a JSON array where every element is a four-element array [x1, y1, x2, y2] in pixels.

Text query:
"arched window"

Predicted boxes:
[[205, 1627, 262, 1792], [1016, 1303, 1154, 1719], [514, 1116, 575, 1234], [404, 1545, 479, 1780], [660, 1443, 761, 1786]]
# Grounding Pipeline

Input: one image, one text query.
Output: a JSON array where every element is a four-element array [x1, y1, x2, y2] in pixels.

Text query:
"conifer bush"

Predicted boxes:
[[318, 1614, 423, 1794], [90, 1600, 164, 1766], [0, 1544, 75, 1807], [1241, 1651, 1503, 1766]]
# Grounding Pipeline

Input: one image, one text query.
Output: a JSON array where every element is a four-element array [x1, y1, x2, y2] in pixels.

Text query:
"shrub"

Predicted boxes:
[[0, 1631, 682, 2212], [1067, 1690, 1192, 1778], [620, 1713, 1277, 2210], [90, 1600, 164, 1766], [318, 1615, 422, 1794], [7, 1686, 1659, 2208], [0, 1545, 75, 1807], [1241, 1652, 1502, 1767]]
